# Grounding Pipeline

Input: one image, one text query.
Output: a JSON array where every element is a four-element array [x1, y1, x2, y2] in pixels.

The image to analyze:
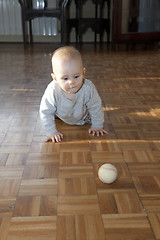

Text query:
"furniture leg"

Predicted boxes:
[[29, 20, 33, 44], [22, 13, 26, 48]]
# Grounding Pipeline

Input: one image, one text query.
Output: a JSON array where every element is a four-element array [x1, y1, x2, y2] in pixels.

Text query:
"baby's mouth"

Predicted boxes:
[[69, 86, 75, 90]]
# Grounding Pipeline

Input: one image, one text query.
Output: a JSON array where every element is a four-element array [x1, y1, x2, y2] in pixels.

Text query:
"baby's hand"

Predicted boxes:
[[89, 128, 108, 136], [45, 132, 63, 143]]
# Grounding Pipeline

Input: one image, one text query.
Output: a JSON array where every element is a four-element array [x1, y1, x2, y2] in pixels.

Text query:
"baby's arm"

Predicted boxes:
[[45, 132, 63, 142], [39, 85, 63, 142], [87, 83, 108, 136], [89, 128, 108, 136]]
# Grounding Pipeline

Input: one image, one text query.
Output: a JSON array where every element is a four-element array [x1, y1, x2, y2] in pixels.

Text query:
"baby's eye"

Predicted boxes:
[[63, 77, 68, 81], [74, 75, 79, 79]]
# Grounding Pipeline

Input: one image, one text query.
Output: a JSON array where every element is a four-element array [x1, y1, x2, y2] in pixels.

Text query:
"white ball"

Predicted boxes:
[[98, 163, 117, 184]]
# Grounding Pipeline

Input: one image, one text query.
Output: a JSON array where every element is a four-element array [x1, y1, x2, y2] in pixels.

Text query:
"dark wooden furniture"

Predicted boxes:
[[112, 0, 160, 44], [18, 0, 68, 47], [67, 0, 110, 43]]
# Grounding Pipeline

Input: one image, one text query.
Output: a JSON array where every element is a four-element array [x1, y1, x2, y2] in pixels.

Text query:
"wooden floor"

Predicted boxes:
[[0, 43, 160, 240]]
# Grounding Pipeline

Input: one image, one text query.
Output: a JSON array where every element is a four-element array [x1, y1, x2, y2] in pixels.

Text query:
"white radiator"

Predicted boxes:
[[0, 0, 57, 37]]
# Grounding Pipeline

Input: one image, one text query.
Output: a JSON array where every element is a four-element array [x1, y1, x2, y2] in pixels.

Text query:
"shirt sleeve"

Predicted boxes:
[[86, 83, 104, 129], [39, 86, 58, 136]]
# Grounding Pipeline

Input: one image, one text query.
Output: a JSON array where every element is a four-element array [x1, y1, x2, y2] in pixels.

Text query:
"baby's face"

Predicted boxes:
[[52, 58, 85, 94]]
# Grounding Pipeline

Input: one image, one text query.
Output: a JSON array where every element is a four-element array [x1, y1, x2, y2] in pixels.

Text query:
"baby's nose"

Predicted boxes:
[[68, 79, 75, 85]]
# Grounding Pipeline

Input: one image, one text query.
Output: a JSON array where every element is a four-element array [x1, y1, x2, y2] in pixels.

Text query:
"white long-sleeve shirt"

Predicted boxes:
[[39, 78, 104, 136]]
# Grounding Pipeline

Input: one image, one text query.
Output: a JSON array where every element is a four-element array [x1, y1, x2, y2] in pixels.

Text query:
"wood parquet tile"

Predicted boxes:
[[0, 217, 11, 240], [133, 175, 160, 195], [0, 198, 16, 217], [60, 151, 92, 165], [7, 216, 57, 240], [102, 214, 155, 240], [57, 215, 105, 240], [123, 150, 157, 163], [23, 163, 59, 179], [0, 145, 30, 154], [90, 140, 121, 152], [128, 163, 160, 176], [19, 179, 58, 196], [141, 195, 160, 213], [6, 153, 27, 166], [91, 151, 124, 163], [0, 153, 8, 166], [13, 196, 41, 217], [58, 195, 100, 215], [98, 189, 144, 214], [59, 165, 94, 178], [2, 132, 33, 145], [56, 215, 76, 240], [13, 196, 57, 217], [0, 180, 21, 197], [60, 142, 90, 151], [59, 177, 97, 195], [148, 213, 160, 240], [0, 166, 24, 179], [0, 43, 160, 239], [26, 153, 59, 165], [30, 142, 60, 153]]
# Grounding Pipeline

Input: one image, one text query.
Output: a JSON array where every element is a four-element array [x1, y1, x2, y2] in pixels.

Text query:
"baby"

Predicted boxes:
[[39, 46, 107, 142]]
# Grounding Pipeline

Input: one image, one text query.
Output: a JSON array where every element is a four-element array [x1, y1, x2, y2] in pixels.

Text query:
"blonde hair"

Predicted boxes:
[[52, 46, 83, 72]]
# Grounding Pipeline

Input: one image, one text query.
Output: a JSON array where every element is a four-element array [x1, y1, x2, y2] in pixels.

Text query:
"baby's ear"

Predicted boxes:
[[51, 73, 56, 81]]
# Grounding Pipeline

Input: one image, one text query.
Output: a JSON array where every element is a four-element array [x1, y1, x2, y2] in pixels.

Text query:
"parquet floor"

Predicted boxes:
[[0, 43, 160, 240]]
